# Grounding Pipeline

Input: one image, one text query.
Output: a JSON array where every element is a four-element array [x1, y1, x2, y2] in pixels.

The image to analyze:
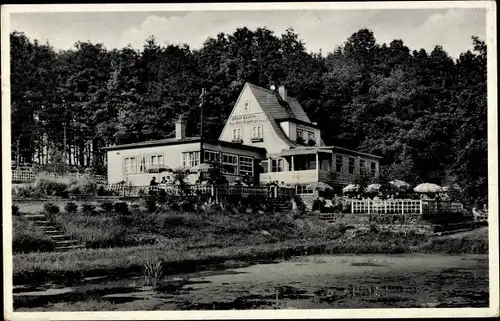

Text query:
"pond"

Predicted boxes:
[[14, 254, 489, 311]]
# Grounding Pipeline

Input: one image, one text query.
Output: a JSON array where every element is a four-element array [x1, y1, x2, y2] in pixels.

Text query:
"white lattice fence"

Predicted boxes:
[[352, 199, 423, 214]]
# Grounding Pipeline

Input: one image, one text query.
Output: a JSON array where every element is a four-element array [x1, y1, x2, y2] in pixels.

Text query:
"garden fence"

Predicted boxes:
[[351, 199, 463, 215], [12, 169, 107, 185], [104, 183, 295, 198]]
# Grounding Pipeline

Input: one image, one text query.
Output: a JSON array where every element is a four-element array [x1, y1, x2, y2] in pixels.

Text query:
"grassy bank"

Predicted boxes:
[[13, 226, 488, 285]]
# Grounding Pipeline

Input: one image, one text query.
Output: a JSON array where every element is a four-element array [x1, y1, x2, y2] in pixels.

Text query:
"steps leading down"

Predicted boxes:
[[21, 213, 85, 252]]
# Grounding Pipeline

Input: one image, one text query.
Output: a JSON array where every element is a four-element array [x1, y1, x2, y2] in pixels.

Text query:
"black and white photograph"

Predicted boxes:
[[2, 2, 498, 319]]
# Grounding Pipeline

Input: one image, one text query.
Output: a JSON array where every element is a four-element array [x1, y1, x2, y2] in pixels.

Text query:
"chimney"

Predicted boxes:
[[278, 85, 287, 101], [175, 114, 186, 139]]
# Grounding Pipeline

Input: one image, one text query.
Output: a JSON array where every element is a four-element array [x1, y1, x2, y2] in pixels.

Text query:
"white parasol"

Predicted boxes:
[[414, 183, 443, 193]]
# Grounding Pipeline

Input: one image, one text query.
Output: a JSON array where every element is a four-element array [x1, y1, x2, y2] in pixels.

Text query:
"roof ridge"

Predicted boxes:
[[246, 82, 296, 101]]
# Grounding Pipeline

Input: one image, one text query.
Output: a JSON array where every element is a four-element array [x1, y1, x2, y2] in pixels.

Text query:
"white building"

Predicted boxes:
[[103, 82, 381, 190]]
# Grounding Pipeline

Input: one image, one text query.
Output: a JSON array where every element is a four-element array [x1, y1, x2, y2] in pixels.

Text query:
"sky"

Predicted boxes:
[[10, 8, 486, 58]]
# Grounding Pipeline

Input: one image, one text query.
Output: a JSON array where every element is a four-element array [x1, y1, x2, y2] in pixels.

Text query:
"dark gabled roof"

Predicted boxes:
[[101, 137, 201, 151]]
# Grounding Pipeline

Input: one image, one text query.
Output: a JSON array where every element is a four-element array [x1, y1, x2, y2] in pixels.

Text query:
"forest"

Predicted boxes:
[[10, 27, 487, 204]]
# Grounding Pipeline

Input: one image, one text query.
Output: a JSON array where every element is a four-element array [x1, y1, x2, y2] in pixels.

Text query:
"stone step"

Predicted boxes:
[[42, 228, 60, 234], [23, 214, 46, 219], [55, 240, 79, 246], [33, 220, 53, 225], [50, 235, 71, 241], [54, 245, 85, 251]]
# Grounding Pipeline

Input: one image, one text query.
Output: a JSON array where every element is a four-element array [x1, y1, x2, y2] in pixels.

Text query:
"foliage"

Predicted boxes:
[[64, 202, 78, 213], [206, 160, 229, 185], [32, 174, 70, 197], [113, 201, 129, 215], [81, 203, 96, 215], [43, 202, 60, 216], [13, 216, 56, 253], [353, 167, 373, 192], [12, 205, 20, 216], [100, 200, 114, 212], [10, 30, 487, 205]]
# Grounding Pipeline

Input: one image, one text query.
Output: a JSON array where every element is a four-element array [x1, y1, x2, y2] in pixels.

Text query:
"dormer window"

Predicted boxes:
[[243, 101, 250, 112]]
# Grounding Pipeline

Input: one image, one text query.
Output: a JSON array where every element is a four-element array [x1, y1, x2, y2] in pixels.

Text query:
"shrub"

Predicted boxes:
[[180, 200, 195, 212], [100, 201, 114, 212], [113, 201, 129, 215], [67, 174, 98, 195], [145, 196, 157, 213], [43, 202, 60, 215], [64, 202, 78, 213], [157, 190, 168, 204], [130, 202, 141, 211], [12, 216, 56, 253], [12, 205, 20, 216], [81, 203, 96, 215], [32, 174, 70, 197]]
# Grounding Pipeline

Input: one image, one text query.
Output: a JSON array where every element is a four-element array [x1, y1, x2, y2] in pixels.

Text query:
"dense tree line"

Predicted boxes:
[[10, 27, 487, 203]]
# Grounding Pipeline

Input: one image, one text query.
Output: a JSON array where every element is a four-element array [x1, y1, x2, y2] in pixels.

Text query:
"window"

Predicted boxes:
[[271, 159, 284, 172], [232, 128, 242, 142], [297, 129, 304, 138], [150, 154, 163, 166], [335, 155, 343, 173], [204, 150, 220, 163], [251, 125, 263, 142], [260, 160, 269, 173], [243, 101, 250, 112], [371, 162, 377, 176], [222, 154, 238, 174], [348, 157, 355, 174], [138, 156, 148, 173], [124, 157, 136, 174], [182, 151, 200, 167], [296, 184, 314, 195], [239, 156, 253, 176], [297, 128, 315, 144]]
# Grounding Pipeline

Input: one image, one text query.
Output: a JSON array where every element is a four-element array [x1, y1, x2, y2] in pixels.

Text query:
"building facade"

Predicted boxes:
[[104, 82, 381, 188]]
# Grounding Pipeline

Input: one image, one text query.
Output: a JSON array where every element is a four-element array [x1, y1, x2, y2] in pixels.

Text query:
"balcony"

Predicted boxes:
[[251, 137, 263, 143], [231, 138, 243, 144]]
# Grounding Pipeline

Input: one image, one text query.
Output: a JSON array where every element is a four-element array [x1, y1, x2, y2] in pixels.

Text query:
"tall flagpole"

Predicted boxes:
[[200, 88, 206, 164]]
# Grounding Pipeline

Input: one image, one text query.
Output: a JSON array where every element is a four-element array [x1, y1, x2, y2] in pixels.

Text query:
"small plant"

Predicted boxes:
[[145, 196, 157, 213], [143, 259, 164, 287], [64, 202, 78, 213], [81, 203, 96, 215], [113, 201, 129, 215], [43, 202, 60, 215], [370, 223, 379, 234], [130, 202, 141, 211], [12, 205, 20, 216], [100, 201, 114, 212]]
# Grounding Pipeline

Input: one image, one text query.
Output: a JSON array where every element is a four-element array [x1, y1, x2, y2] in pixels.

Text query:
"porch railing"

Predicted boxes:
[[351, 199, 464, 215]]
